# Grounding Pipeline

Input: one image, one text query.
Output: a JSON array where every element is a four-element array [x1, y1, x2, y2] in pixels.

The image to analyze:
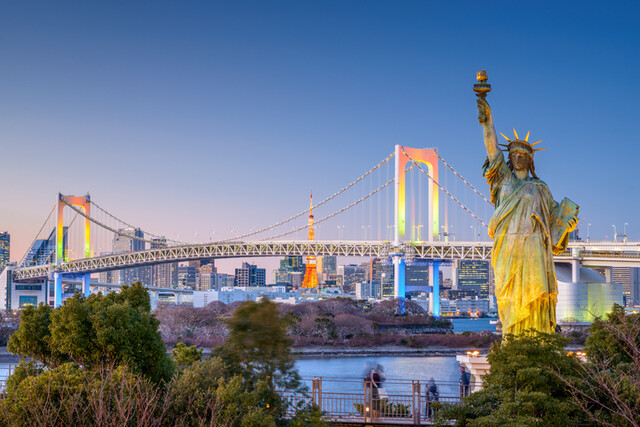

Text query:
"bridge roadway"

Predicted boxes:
[[13, 240, 640, 282]]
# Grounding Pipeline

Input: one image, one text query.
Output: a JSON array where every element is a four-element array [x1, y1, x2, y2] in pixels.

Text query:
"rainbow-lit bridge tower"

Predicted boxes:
[[393, 145, 441, 316]]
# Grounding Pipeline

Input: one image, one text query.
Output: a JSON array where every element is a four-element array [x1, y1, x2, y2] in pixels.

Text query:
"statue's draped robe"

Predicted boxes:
[[483, 154, 565, 335]]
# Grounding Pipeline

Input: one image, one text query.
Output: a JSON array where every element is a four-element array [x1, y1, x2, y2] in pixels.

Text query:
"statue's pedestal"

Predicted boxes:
[[456, 354, 490, 393]]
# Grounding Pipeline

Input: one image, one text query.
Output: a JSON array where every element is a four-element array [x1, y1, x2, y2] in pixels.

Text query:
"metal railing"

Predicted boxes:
[[280, 376, 473, 425]]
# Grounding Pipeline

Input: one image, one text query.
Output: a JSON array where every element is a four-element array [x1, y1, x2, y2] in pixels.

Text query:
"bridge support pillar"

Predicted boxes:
[[175, 293, 182, 305], [451, 259, 459, 290], [429, 261, 441, 317], [54, 272, 62, 308], [393, 255, 406, 314], [571, 248, 581, 283], [82, 274, 91, 298]]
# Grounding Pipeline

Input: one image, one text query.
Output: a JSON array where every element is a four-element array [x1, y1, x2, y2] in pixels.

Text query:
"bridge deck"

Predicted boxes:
[[13, 240, 640, 282]]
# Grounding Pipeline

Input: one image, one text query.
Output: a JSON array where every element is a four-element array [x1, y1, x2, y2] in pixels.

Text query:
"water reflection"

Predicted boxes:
[[296, 356, 461, 397]]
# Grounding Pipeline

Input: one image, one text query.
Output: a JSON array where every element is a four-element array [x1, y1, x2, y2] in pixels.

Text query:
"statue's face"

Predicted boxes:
[[509, 150, 531, 172]]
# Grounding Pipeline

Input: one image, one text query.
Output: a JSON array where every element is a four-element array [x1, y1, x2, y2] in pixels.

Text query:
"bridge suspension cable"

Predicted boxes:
[[18, 203, 56, 267], [401, 146, 489, 228], [89, 199, 186, 245], [263, 164, 416, 240], [60, 197, 171, 246], [435, 152, 493, 206], [225, 152, 396, 241]]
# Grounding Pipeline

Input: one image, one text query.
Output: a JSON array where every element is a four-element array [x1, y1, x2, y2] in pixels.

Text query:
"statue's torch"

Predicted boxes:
[[473, 70, 492, 124]]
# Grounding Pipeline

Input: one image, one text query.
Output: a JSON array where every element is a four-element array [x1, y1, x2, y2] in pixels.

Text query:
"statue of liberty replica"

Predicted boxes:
[[474, 71, 579, 336]]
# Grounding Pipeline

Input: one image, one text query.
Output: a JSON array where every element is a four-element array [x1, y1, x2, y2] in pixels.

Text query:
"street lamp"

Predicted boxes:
[[470, 225, 476, 242], [387, 225, 395, 241], [587, 223, 591, 242], [624, 223, 629, 242], [337, 225, 344, 240], [415, 224, 424, 242], [612, 225, 617, 241]]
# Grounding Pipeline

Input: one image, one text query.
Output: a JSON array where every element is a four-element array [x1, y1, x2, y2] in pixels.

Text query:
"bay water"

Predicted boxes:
[[0, 318, 493, 392]]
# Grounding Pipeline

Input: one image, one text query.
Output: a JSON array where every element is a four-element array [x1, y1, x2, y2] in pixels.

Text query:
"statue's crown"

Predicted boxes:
[[498, 128, 545, 156]]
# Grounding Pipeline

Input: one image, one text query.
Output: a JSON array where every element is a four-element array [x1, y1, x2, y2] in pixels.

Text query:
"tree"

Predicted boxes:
[[7, 303, 67, 367], [163, 356, 277, 426], [557, 305, 640, 426], [215, 299, 301, 392], [436, 332, 585, 426], [8, 282, 174, 384], [171, 342, 203, 369]]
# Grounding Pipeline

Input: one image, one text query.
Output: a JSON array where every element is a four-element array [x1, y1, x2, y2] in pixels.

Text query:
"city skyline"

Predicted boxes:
[[1, 1, 638, 277]]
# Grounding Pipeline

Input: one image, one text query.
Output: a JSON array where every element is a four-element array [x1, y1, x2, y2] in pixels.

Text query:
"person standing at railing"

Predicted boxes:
[[364, 364, 386, 419], [459, 365, 470, 397], [426, 377, 439, 417]]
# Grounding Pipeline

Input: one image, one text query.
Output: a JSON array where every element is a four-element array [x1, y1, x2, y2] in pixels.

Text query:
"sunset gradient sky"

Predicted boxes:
[[1, 1, 638, 275]]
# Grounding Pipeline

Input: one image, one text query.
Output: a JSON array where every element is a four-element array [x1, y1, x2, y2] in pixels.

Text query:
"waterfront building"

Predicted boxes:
[[441, 288, 479, 300], [556, 264, 624, 324], [456, 260, 491, 298], [234, 262, 266, 287], [438, 299, 456, 316], [0, 232, 9, 269], [0, 265, 48, 310], [454, 298, 490, 316]]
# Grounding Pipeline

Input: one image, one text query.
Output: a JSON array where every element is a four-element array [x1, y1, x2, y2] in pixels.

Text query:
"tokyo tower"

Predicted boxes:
[[301, 191, 319, 289]]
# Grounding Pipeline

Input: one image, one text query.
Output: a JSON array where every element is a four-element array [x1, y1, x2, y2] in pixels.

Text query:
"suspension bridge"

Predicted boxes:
[[6, 145, 640, 312]]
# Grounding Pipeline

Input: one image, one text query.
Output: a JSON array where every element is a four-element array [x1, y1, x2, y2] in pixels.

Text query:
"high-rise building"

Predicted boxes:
[[196, 263, 217, 291], [0, 232, 9, 269], [235, 262, 266, 287], [612, 267, 640, 306], [23, 228, 66, 266], [317, 256, 337, 282], [290, 272, 303, 289], [149, 238, 177, 288], [342, 264, 368, 294], [273, 269, 292, 285], [280, 256, 304, 273], [406, 264, 430, 288], [177, 265, 197, 289], [369, 258, 394, 297], [356, 281, 381, 299], [457, 260, 491, 298], [112, 228, 152, 286]]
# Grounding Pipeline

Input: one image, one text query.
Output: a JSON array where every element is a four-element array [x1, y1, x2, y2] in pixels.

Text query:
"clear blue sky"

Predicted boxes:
[[1, 1, 638, 274]]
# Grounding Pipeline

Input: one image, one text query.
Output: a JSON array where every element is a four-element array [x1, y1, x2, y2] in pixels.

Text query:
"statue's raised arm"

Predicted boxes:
[[473, 71, 500, 161]]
